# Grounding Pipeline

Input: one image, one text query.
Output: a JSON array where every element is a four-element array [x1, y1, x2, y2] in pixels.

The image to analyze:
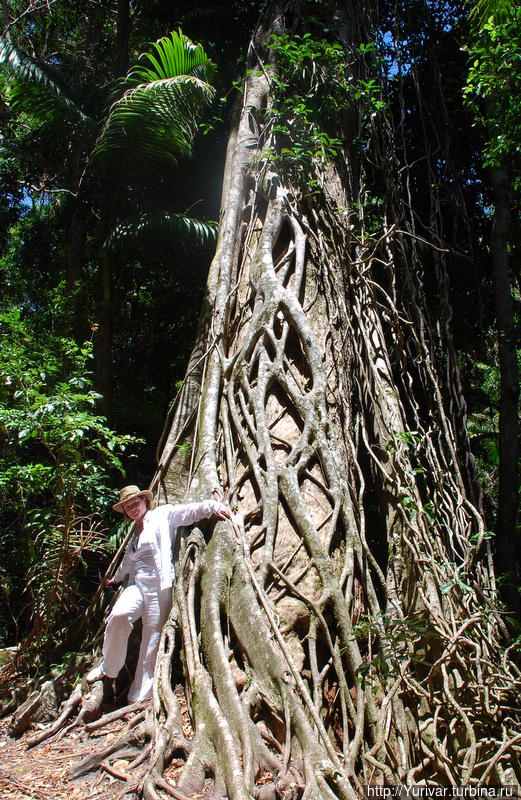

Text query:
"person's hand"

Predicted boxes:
[[105, 576, 118, 586], [215, 503, 231, 520]]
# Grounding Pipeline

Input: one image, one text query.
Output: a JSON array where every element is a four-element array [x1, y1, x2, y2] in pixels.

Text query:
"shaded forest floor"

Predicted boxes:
[[0, 685, 210, 800]]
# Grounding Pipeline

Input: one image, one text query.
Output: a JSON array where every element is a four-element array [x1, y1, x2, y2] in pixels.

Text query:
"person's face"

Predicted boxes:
[[122, 495, 147, 521]]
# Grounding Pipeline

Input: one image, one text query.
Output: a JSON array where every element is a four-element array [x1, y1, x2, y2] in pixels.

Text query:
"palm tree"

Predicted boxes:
[[1, 29, 217, 419], [86, 29, 217, 419], [92, 29, 218, 258]]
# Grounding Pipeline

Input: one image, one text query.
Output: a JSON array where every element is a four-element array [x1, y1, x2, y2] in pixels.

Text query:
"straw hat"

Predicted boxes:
[[113, 485, 153, 513]]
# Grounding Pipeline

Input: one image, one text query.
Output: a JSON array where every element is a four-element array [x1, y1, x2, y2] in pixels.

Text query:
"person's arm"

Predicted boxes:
[[167, 500, 230, 529], [106, 544, 132, 585]]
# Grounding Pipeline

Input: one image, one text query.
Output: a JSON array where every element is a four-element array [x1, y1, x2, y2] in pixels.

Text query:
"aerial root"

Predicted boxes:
[[101, 759, 131, 782], [86, 699, 148, 732], [17, 669, 105, 747], [153, 776, 192, 800], [19, 656, 152, 758], [7, 678, 61, 737]]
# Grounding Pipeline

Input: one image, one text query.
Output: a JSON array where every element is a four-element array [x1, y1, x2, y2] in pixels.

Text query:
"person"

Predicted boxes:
[[86, 484, 230, 702]]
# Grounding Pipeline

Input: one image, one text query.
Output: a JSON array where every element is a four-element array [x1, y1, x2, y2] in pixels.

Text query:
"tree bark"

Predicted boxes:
[[489, 165, 519, 614]]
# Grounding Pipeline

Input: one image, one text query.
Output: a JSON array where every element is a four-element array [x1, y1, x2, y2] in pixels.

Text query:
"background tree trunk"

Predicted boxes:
[[114, 0, 131, 77], [489, 165, 519, 615]]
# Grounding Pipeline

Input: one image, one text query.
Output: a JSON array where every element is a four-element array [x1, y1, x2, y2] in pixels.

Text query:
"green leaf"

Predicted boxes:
[[0, 34, 90, 122]]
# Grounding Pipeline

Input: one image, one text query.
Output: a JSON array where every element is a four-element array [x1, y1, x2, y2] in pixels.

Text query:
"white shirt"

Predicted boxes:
[[129, 539, 156, 580], [113, 500, 220, 591]]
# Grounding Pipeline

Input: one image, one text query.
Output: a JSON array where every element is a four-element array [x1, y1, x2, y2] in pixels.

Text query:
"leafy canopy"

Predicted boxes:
[[463, 1, 521, 184], [0, 308, 138, 515]]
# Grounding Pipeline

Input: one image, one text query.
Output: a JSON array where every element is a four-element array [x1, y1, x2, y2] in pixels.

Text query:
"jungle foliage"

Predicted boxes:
[[0, 308, 135, 665], [0, 1, 235, 664]]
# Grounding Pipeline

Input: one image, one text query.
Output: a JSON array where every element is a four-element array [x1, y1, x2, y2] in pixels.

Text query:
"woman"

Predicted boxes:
[[87, 485, 230, 702]]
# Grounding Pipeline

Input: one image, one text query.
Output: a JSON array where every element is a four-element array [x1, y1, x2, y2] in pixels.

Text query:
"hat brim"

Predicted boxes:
[[113, 489, 153, 513]]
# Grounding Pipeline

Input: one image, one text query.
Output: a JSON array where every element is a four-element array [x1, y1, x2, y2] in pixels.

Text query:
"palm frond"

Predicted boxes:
[[128, 29, 215, 86], [104, 211, 218, 253], [91, 75, 214, 179], [90, 31, 215, 181], [0, 34, 89, 121]]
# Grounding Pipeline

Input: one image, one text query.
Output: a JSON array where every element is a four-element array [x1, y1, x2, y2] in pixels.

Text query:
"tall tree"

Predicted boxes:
[[0, 27, 217, 422], [5, 1, 521, 797], [88, 28, 216, 420], [64, 1, 520, 796]]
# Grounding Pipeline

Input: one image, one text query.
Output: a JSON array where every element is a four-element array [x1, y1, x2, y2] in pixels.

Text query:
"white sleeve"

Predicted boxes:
[[166, 500, 220, 530], [112, 548, 131, 583]]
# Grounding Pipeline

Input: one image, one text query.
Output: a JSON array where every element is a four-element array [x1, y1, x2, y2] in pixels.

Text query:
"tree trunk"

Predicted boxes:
[[489, 165, 519, 615], [92, 0, 132, 420], [100, 251, 113, 423], [143, 2, 521, 796], [114, 0, 131, 77], [66, 197, 89, 342]]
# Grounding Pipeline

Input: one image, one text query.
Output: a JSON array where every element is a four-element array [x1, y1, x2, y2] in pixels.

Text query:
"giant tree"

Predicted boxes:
[[11, 0, 521, 797]]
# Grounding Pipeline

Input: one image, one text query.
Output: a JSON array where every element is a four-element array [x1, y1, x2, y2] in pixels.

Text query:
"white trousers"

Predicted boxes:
[[101, 575, 171, 702]]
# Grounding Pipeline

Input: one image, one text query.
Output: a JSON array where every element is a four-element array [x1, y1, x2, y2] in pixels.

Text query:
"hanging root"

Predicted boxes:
[[21, 667, 111, 748], [136, 19, 521, 789], [144, 148, 521, 794], [141, 605, 194, 800], [6, 652, 90, 737], [76, 679, 106, 725], [85, 699, 147, 732]]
